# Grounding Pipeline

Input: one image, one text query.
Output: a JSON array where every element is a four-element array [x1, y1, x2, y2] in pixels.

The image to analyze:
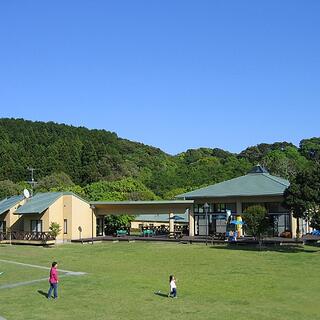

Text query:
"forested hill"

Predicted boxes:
[[0, 118, 319, 198]]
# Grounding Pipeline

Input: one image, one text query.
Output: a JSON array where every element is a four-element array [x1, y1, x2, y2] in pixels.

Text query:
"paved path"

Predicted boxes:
[[0, 259, 86, 290], [0, 259, 87, 319], [0, 259, 86, 275]]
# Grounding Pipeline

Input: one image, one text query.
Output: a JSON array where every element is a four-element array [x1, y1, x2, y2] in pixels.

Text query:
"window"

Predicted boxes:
[[266, 202, 287, 213], [271, 214, 291, 236], [214, 203, 236, 213], [64, 219, 68, 234], [242, 202, 288, 214], [31, 220, 42, 233]]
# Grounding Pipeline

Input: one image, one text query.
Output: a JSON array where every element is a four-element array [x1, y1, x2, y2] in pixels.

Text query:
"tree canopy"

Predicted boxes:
[[0, 118, 318, 199], [283, 163, 320, 230]]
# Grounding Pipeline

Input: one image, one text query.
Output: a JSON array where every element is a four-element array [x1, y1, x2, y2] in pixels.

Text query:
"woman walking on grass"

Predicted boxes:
[[47, 262, 59, 299]]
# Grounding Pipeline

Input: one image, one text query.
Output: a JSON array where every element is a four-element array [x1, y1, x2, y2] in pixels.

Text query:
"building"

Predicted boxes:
[[0, 165, 302, 243], [0, 195, 25, 233], [14, 192, 94, 242], [176, 165, 296, 237]]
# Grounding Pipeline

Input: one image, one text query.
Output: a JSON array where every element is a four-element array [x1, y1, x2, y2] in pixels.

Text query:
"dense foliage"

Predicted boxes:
[[283, 163, 320, 231], [242, 205, 272, 245], [0, 118, 318, 202]]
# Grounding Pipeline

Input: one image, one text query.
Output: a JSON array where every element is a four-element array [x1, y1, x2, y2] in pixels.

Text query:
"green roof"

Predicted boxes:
[[177, 166, 290, 199], [0, 195, 24, 215], [15, 192, 64, 214], [15, 192, 89, 215]]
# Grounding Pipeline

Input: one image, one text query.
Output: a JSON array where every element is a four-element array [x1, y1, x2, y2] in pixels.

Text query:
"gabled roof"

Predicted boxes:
[[15, 192, 64, 214], [0, 195, 24, 215], [176, 165, 290, 199], [14, 191, 89, 215]]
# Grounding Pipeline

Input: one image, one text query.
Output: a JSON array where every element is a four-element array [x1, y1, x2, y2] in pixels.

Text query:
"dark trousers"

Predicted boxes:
[[47, 282, 58, 299], [170, 288, 177, 297]]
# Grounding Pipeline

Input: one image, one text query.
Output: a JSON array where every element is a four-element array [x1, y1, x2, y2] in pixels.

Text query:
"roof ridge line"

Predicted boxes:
[[262, 173, 289, 187]]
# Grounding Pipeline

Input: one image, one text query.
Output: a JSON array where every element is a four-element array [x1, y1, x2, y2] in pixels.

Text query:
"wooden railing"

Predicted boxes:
[[0, 231, 55, 242]]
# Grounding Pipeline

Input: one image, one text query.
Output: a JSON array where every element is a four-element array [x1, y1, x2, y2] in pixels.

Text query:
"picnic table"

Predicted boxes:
[[142, 229, 154, 237], [116, 230, 128, 237]]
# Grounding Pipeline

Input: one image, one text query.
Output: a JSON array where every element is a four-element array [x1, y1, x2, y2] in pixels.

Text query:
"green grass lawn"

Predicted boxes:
[[0, 242, 320, 320]]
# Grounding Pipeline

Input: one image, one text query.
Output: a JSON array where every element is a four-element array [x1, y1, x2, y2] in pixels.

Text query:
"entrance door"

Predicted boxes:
[[195, 215, 208, 236], [96, 217, 104, 236], [31, 220, 42, 233]]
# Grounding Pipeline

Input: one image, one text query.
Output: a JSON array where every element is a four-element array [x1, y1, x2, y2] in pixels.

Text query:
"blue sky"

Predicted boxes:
[[0, 1, 319, 155]]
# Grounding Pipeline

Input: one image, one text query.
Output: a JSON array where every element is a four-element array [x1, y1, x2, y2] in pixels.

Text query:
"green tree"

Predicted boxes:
[[0, 180, 22, 199], [261, 147, 309, 180], [242, 205, 271, 248], [36, 172, 75, 192], [104, 215, 136, 235], [283, 163, 320, 235], [299, 138, 320, 161], [85, 178, 158, 235], [48, 222, 62, 240], [85, 178, 158, 202]]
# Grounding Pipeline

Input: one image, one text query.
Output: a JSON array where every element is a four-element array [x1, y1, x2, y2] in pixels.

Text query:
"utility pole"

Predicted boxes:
[[27, 167, 37, 197]]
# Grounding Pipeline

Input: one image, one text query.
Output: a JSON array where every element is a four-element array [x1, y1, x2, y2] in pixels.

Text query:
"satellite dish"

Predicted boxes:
[[23, 189, 30, 199]]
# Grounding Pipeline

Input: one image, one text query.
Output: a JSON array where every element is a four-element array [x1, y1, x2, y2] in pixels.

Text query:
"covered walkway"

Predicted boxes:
[[90, 200, 194, 236]]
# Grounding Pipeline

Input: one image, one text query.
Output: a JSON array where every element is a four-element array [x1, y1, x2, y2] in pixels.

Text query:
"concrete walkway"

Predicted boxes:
[[0, 259, 86, 291]]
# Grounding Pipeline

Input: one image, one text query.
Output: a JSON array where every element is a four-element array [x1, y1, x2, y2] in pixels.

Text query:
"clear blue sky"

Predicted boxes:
[[0, 1, 319, 155]]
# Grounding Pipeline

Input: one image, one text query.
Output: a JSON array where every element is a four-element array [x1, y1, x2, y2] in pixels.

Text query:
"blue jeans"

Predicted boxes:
[[171, 288, 177, 297], [47, 282, 58, 299]]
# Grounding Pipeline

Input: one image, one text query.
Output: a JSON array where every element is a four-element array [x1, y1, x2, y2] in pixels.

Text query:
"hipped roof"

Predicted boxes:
[[177, 165, 290, 199]]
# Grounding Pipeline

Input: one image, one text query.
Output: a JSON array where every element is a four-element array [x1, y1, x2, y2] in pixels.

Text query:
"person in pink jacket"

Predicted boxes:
[[47, 261, 59, 299]]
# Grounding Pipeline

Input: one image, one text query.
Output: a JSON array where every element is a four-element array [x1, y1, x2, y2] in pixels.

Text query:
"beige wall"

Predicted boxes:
[[63, 195, 73, 241], [20, 195, 94, 241], [70, 196, 94, 240]]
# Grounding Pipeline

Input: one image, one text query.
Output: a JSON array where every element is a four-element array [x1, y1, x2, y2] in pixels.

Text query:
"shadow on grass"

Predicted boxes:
[[37, 290, 48, 298], [154, 291, 169, 298], [210, 244, 320, 254]]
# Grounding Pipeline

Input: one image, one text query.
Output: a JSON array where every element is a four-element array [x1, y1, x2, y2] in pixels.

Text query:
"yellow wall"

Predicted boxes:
[[70, 195, 94, 240], [21, 195, 94, 241], [63, 195, 73, 241]]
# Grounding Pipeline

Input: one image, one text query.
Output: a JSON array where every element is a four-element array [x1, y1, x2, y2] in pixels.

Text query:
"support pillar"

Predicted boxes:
[[188, 208, 194, 237], [169, 212, 174, 233]]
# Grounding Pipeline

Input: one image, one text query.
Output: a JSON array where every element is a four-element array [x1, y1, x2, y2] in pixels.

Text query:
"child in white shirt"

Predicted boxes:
[[168, 275, 177, 298]]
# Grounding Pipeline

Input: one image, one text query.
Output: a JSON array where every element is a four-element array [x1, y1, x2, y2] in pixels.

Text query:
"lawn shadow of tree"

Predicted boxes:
[[210, 244, 320, 254]]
